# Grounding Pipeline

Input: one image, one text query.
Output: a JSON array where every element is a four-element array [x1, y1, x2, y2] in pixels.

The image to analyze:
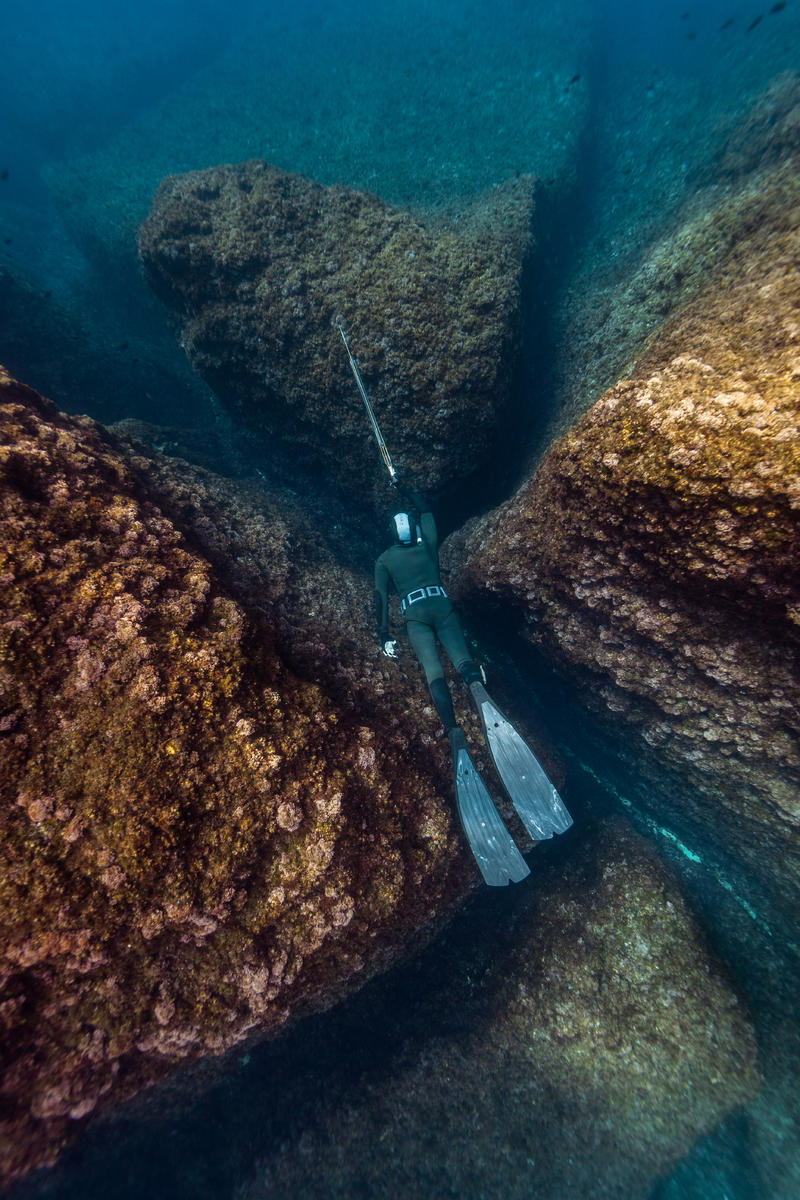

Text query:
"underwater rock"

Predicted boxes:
[[0, 369, 477, 1184], [234, 818, 758, 1200], [444, 153, 800, 913], [700, 70, 800, 182], [137, 161, 535, 505]]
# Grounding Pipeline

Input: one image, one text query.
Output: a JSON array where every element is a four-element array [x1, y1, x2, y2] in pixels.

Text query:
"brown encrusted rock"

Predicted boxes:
[[236, 818, 759, 1200], [0, 369, 473, 1185], [137, 162, 535, 503], [444, 158, 800, 911]]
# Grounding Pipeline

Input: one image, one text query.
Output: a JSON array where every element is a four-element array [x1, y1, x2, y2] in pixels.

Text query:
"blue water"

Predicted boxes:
[[2, 0, 799, 1196]]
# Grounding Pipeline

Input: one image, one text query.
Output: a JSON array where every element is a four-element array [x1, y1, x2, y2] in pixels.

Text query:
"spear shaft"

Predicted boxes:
[[337, 323, 398, 484]]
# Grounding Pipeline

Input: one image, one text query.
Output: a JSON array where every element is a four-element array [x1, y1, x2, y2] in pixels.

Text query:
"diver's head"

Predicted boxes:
[[390, 511, 415, 545]]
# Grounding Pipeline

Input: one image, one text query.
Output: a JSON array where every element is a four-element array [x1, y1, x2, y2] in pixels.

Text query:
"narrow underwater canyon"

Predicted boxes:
[[1, 3, 799, 1196]]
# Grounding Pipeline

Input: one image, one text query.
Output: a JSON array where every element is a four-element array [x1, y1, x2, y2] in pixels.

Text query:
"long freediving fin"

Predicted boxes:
[[448, 728, 530, 886], [469, 682, 573, 841]]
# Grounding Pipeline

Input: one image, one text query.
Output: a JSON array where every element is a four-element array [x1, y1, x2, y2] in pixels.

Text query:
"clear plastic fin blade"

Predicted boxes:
[[470, 683, 573, 842], [450, 733, 530, 886]]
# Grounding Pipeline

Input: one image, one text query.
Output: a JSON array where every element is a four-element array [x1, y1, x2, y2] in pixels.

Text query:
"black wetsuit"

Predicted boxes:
[[374, 488, 480, 731]]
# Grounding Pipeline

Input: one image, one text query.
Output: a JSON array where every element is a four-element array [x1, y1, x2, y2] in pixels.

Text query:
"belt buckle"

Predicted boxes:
[[407, 588, 426, 605]]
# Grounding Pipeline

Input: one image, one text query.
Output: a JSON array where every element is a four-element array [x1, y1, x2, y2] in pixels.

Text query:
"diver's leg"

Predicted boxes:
[[437, 607, 483, 685], [409, 615, 529, 885], [406, 618, 457, 733]]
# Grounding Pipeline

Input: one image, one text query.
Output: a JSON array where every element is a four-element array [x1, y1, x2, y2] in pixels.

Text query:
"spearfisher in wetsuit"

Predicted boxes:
[[374, 483, 573, 887], [374, 483, 481, 737], [335, 322, 571, 885]]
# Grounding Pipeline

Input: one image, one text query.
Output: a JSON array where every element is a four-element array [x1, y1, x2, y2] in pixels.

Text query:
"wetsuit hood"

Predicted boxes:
[[390, 511, 417, 545]]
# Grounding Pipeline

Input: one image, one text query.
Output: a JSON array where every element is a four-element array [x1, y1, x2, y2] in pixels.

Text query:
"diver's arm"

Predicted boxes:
[[374, 559, 398, 657], [394, 481, 429, 514]]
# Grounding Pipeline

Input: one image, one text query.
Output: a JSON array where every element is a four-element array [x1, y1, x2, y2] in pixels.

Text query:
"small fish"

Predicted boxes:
[[720, 17, 734, 28], [565, 73, 581, 88], [770, 2, 786, 12], [747, 13, 764, 29], [0, 169, 8, 181], [686, 30, 697, 37], [681, 10, 691, 17]]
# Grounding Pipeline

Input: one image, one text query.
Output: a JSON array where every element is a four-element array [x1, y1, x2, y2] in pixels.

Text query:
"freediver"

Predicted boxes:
[[336, 321, 571, 885], [374, 481, 572, 886], [374, 481, 481, 736]]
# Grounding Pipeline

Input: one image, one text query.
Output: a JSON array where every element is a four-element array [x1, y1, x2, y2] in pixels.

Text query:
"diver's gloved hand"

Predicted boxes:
[[381, 639, 399, 659]]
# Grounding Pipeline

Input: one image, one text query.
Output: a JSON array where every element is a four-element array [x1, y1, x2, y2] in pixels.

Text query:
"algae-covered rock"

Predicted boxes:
[[137, 161, 535, 503], [444, 154, 800, 912], [0, 369, 472, 1184], [235, 818, 759, 1200]]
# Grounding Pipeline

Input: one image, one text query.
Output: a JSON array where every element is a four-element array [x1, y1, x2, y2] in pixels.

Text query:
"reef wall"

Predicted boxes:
[[445, 151, 800, 915], [0, 369, 475, 1184]]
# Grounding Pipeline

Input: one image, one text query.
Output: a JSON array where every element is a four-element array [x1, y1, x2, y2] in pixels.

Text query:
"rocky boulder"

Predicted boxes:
[[137, 162, 535, 506], [235, 818, 759, 1200], [444, 156, 800, 913], [0, 369, 480, 1184]]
